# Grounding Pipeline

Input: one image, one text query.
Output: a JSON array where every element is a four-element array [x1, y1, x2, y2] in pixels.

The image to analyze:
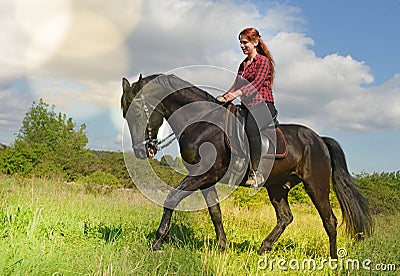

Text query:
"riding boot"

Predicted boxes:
[[245, 136, 265, 187]]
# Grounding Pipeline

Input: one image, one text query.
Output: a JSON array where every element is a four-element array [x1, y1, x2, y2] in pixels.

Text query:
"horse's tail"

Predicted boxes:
[[322, 137, 373, 239]]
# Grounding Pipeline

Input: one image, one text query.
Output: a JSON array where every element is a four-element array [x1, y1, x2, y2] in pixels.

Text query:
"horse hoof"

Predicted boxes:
[[257, 245, 272, 255], [151, 242, 162, 252]]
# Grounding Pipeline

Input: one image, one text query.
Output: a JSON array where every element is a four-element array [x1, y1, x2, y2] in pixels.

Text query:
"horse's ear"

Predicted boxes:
[[122, 78, 130, 91], [138, 74, 142, 82]]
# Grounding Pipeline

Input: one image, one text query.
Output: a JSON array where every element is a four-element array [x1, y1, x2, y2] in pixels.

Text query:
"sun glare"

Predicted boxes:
[[15, 0, 71, 71]]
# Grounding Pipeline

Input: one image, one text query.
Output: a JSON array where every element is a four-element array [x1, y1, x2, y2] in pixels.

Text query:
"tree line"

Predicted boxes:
[[0, 99, 184, 188]]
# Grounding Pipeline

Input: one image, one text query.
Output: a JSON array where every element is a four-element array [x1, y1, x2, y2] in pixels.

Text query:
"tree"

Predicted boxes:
[[0, 99, 94, 180], [17, 99, 88, 152]]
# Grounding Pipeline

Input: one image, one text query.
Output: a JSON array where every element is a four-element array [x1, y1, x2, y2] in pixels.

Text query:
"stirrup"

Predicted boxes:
[[246, 170, 264, 187]]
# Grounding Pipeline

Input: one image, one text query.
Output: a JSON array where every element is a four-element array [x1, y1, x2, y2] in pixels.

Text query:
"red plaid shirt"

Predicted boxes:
[[226, 53, 274, 107]]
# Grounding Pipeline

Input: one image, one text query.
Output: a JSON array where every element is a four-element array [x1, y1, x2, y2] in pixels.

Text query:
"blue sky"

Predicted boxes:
[[285, 0, 400, 85], [1, 0, 399, 174]]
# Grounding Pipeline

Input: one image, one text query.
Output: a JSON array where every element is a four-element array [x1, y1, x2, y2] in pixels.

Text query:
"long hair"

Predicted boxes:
[[239, 27, 275, 86]]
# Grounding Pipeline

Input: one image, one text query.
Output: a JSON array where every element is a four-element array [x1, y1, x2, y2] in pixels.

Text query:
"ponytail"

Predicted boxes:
[[257, 38, 275, 86]]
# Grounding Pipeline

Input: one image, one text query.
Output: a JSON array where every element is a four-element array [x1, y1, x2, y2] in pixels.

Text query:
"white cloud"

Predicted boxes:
[[0, 0, 70, 84], [129, 0, 303, 74], [28, 77, 122, 122], [269, 32, 399, 131], [4, 0, 303, 121], [0, 86, 35, 142], [329, 74, 400, 130], [115, 134, 123, 145], [1, 0, 399, 148], [0, 0, 142, 84]]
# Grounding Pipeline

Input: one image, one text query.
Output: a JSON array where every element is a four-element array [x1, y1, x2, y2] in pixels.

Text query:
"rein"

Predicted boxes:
[[156, 132, 176, 150], [136, 88, 230, 152], [154, 101, 231, 150]]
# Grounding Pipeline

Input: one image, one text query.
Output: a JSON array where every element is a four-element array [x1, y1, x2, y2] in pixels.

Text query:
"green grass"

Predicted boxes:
[[0, 175, 398, 275]]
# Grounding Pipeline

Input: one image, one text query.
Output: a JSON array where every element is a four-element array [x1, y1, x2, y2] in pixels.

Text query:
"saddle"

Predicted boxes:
[[224, 104, 288, 159]]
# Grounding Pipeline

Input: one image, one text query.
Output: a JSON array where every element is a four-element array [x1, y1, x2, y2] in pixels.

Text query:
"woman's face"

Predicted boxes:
[[239, 35, 257, 55]]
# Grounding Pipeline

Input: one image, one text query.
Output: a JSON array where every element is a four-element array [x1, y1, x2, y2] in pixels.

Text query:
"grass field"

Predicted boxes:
[[0, 175, 398, 275]]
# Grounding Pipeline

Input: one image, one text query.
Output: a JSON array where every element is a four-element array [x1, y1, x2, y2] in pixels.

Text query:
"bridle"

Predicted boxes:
[[132, 93, 176, 152], [131, 87, 229, 154]]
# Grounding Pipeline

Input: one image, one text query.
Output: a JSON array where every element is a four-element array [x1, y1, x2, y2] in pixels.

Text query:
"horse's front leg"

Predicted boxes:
[[201, 185, 227, 251], [151, 207, 173, 251], [151, 176, 204, 251]]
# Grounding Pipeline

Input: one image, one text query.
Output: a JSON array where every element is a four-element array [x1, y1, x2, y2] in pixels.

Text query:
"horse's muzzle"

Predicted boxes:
[[133, 147, 148, 159], [133, 141, 158, 159]]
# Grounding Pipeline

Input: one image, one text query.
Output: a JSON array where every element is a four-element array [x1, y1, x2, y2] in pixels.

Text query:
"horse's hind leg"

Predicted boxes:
[[258, 184, 293, 255], [303, 173, 338, 258], [151, 175, 211, 251], [201, 186, 227, 251]]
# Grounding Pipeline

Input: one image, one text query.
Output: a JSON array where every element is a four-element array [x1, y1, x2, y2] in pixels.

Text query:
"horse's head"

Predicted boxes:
[[121, 75, 164, 159]]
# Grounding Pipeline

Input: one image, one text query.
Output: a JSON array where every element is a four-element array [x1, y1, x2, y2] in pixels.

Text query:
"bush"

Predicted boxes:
[[356, 171, 400, 214], [288, 183, 310, 204], [0, 141, 46, 177], [231, 181, 340, 208], [232, 186, 271, 208], [77, 171, 120, 187], [93, 151, 133, 188]]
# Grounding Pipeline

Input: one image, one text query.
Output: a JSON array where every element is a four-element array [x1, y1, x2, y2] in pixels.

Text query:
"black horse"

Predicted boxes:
[[121, 73, 373, 258]]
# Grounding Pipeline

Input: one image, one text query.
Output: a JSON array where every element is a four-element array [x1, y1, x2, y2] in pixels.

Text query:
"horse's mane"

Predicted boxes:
[[121, 73, 219, 118], [146, 74, 219, 104]]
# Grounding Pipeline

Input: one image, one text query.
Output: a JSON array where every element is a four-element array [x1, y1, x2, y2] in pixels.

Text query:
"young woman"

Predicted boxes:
[[218, 27, 278, 186]]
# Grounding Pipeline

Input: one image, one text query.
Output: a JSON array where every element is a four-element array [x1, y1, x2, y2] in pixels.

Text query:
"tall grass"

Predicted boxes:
[[0, 175, 398, 275]]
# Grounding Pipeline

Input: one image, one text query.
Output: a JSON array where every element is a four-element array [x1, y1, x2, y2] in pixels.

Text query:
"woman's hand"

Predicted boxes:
[[217, 90, 243, 102], [216, 96, 227, 103]]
